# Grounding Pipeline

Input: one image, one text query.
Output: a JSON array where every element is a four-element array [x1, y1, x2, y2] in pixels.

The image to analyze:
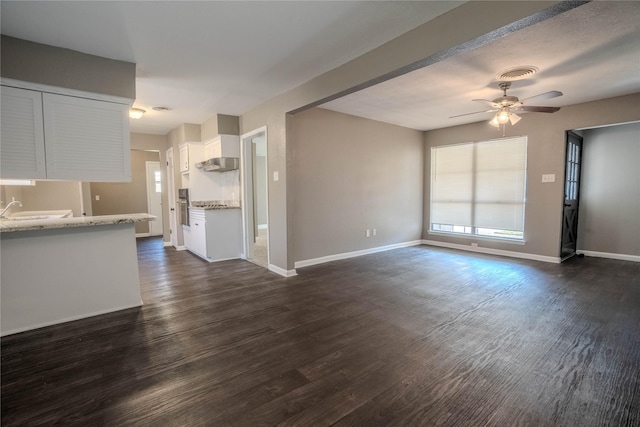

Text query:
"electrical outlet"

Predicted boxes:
[[372, 228, 377, 236], [365, 229, 371, 238], [471, 242, 478, 247], [542, 174, 556, 183], [273, 171, 279, 181], [95, 195, 100, 201]]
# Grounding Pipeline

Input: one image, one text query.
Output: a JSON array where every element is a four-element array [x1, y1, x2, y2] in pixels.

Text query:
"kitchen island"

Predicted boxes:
[[185, 200, 242, 262], [0, 213, 155, 336]]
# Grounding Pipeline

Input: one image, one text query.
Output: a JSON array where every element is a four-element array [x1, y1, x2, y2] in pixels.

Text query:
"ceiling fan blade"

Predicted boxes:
[[450, 108, 497, 119], [519, 106, 561, 113], [520, 90, 563, 103], [472, 99, 500, 108]]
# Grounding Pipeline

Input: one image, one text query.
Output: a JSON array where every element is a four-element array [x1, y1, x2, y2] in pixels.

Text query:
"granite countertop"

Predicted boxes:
[[190, 200, 241, 210], [0, 213, 156, 233]]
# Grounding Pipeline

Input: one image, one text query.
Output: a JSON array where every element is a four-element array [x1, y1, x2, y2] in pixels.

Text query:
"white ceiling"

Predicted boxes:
[[2, 2, 638, 135], [321, 1, 640, 131], [0, 0, 463, 135]]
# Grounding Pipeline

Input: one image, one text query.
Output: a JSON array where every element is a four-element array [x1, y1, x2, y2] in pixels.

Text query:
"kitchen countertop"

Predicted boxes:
[[191, 200, 241, 210], [0, 213, 156, 233]]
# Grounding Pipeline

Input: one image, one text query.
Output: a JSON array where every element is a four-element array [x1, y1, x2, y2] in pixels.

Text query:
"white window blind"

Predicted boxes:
[[430, 136, 527, 240]]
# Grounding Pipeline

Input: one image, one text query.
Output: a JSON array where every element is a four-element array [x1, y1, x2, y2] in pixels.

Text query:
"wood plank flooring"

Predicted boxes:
[[2, 238, 639, 426]]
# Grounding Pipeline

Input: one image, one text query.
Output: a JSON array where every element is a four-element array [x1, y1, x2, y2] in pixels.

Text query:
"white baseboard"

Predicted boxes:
[[577, 250, 640, 263], [294, 240, 423, 269], [269, 264, 298, 277], [135, 233, 151, 238], [162, 241, 173, 247], [206, 256, 241, 264], [175, 246, 187, 251], [422, 239, 561, 264], [258, 224, 268, 230]]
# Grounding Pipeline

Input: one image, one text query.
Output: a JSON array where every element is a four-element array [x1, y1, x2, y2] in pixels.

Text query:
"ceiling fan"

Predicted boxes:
[[451, 82, 563, 127]]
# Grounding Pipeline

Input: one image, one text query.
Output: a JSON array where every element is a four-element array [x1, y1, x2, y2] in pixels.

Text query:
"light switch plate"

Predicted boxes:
[[273, 171, 279, 181], [542, 174, 556, 183]]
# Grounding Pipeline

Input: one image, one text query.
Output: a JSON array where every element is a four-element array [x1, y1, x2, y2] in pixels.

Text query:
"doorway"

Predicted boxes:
[[241, 127, 269, 267], [560, 131, 583, 261], [146, 161, 164, 236]]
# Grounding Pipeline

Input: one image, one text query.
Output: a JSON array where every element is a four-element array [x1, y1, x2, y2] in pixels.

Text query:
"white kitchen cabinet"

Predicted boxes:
[[186, 208, 242, 262], [0, 83, 131, 182], [203, 134, 240, 159], [206, 209, 242, 261], [42, 93, 130, 181], [179, 143, 190, 173], [0, 86, 46, 179], [188, 209, 207, 258]]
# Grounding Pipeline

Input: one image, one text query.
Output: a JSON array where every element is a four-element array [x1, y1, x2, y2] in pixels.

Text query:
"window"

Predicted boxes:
[[154, 170, 162, 193], [430, 136, 527, 240]]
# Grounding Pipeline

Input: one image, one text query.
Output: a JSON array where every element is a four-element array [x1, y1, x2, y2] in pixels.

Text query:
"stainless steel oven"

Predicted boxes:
[[178, 188, 189, 226]]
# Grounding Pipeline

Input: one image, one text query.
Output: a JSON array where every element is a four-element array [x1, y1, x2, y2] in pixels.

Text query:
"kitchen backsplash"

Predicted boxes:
[[188, 168, 240, 202]]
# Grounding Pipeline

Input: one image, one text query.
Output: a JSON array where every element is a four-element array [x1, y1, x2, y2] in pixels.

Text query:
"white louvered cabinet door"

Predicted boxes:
[[0, 86, 47, 179], [42, 93, 131, 182]]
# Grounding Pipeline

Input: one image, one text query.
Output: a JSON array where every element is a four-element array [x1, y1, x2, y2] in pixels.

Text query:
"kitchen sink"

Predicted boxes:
[[3, 210, 73, 221]]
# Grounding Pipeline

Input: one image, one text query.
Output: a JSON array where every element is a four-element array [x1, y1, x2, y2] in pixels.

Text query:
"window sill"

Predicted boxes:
[[427, 230, 526, 245]]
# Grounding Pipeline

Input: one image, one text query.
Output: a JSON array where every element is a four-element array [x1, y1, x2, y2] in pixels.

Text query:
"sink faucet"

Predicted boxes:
[[0, 200, 23, 218]]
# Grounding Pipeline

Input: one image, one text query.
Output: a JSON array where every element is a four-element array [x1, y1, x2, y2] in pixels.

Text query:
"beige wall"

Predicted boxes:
[[91, 150, 160, 234], [1, 35, 135, 99], [291, 108, 423, 262], [578, 122, 640, 256], [423, 94, 640, 259], [218, 114, 240, 136], [255, 155, 268, 225], [1, 181, 84, 217], [240, 1, 568, 271], [201, 114, 240, 141]]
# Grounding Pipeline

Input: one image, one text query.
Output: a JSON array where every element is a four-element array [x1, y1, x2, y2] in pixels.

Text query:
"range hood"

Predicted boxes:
[[196, 157, 239, 172]]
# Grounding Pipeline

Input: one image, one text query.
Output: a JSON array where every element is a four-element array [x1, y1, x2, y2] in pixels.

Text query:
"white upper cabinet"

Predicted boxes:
[[0, 86, 47, 179], [179, 143, 189, 173], [0, 81, 132, 182], [42, 93, 130, 181], [204, 135, 240, 159]]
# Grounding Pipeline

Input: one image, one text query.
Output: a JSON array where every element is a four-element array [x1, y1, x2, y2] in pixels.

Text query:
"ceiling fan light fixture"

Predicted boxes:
[[489, 115, 500, 128], [509, 112, 522, 125], [497, 109, 510, 124], [129, 108, 145, 119]]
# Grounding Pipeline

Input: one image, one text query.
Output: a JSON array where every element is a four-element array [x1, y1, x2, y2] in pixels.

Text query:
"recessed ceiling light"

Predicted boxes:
[[152, 106, 171, 112], [496, 66, 539, 81]]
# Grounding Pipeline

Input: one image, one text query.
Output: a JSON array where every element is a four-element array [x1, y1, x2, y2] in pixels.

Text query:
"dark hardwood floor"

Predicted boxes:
[[2, 238, 639, 426]]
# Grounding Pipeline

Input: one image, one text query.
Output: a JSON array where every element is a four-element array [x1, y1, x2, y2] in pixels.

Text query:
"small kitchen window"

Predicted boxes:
[[154, 170, 161, 193]]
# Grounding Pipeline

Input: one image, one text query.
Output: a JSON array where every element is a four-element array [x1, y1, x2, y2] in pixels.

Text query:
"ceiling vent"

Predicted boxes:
[[496, 66, 539, 81]]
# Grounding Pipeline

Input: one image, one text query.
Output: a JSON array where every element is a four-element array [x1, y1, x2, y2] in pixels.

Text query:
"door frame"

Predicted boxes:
[[240, 126, 269, 267], [166, 148, 177, 247], [560, 130, 584, 261]]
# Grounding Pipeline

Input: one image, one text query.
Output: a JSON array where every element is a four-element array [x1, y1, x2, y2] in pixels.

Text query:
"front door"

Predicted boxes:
[[560, 131, 583, 260], [146, 161, 164, 236]]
